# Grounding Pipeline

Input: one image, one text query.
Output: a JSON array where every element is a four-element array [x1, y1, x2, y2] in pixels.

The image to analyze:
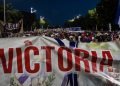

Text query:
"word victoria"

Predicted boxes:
[[0, 46, 113, 73]]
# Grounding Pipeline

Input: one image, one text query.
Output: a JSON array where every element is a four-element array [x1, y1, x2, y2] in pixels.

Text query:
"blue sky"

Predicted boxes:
[[0, 0, 100, 25]]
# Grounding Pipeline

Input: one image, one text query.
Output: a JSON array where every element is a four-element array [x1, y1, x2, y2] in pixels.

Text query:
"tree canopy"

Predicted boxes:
[[64, 0, 119, 31], [0, 3, 22, 23]]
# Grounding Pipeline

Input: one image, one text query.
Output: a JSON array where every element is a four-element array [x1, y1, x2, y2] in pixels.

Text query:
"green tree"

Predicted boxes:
[[0, 3, 22, 23], [96, 0, 119, 30]]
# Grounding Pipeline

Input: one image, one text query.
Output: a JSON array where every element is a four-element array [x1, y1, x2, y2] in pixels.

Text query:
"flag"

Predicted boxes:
[[14, 72, 31, 86], [61, 73, 78, 86], [55, 38, 77, 48], [15, 59, 46, 86], [55, 38, 78, 86], [17, 73, 29, 84]]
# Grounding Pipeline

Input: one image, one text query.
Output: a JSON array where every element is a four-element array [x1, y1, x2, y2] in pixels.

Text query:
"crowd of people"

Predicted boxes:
[[0, 29, 120, 43], [43, 29, 120, 42]]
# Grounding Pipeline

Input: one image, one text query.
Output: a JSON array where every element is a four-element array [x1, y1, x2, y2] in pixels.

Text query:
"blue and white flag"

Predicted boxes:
[[55, 38, 77, 48]]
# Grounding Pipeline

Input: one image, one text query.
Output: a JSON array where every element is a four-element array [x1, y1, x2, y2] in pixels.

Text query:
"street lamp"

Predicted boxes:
[[40, 16, 45, 29], [3, 0, 6, 24], [76, 14, 81, 19], [31, 7, 37, 14], [68, 18, 75, 22], [30, 7, 37, 31]]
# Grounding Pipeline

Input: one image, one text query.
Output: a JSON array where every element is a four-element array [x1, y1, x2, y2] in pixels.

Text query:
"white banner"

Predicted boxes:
[[0, 36, 120, 86]]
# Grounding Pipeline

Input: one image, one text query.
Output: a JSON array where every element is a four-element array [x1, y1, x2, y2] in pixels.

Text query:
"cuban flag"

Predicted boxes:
[[14, 56, 46, 86], [15, 72, 31, 86], [14, 62, 34, 86], [55, 38, 77, 48], [14, 37, 77, 86], [115, 0, 120, 27], [55, 38, 78, 86]]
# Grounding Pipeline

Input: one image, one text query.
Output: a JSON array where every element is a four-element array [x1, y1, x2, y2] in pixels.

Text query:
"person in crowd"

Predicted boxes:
[[1, 29, 120, 42]]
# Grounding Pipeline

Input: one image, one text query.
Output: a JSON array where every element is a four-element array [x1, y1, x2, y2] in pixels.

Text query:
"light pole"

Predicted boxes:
[[31, 7, 37, 14], [3, 0, 6, 24], [40, 16, 45, 29], [30, 7, 37, 31]]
